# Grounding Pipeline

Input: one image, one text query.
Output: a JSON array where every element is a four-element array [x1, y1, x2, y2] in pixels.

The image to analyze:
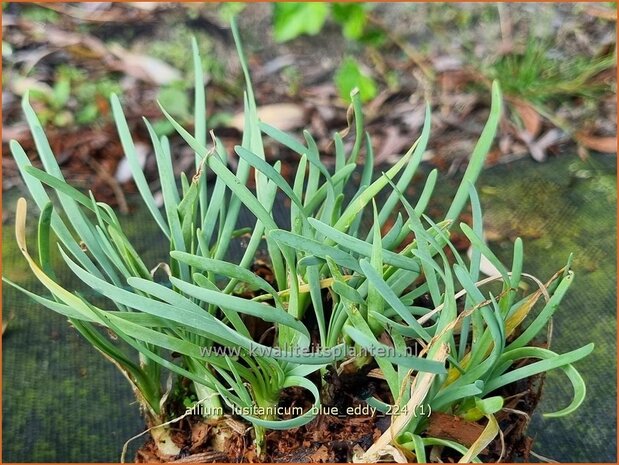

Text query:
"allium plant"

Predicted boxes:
[[4, 20, 592, 462]]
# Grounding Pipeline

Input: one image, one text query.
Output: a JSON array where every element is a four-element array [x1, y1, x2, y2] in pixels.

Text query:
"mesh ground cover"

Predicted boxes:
[[2, 152, 616, 462]]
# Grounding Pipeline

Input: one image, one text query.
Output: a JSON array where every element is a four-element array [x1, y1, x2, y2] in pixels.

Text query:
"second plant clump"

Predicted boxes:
[[5, 20, 592, 463]]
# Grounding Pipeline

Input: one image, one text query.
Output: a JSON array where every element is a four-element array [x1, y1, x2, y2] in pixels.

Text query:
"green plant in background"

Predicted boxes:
[[28, 65, 122, 127], [335, 57, 377, 103], [143, 24, 238, 136], [149, 83, 192, 137], [145, 27, 228, 84], [272, 3, 382, 103], [272, 2, 331, 43], [18, 3, 60, 23], [483, 38, 616, 141], [5, 18, 592, 463], [216, 2, 247, 23], [272, 2, 382, 43], [486, 38, 616, 105]]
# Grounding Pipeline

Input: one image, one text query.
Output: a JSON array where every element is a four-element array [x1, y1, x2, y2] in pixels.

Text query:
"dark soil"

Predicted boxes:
[[135, 370, 543, 463], [134, 284, 545, 464]]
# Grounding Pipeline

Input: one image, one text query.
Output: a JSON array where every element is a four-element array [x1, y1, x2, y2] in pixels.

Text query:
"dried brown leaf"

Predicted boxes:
[[426, 412, 485, 448], [575, 133, 617, 154], [9, 77, 51, 96], [230, 103, 306, 132], [109, 44, 181, 85], [584, 5, 617, 21], [513, 100, 542, 138], [309, 445, 330, 463]]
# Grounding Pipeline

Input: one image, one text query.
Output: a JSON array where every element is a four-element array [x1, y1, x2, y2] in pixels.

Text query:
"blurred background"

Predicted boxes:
[[2, 2, 616, 462]]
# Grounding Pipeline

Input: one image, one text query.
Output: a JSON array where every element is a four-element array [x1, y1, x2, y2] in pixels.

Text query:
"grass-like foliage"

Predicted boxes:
[[487, 38, 615, 105], [5, 20, 592, 463]]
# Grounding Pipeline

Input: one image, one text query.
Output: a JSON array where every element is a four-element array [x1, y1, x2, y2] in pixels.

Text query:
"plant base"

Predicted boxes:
[[134, 371, 544, 463]]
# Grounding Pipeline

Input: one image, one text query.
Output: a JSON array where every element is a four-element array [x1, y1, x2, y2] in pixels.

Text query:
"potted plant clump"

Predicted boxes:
[[4, 20, 592, 463]]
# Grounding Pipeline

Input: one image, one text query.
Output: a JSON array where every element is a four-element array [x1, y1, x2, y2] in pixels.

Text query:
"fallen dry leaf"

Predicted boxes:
[[584, 4, 617, 21], [308, 445, 330, 463], [375, 126, 410, 164], [127, 2, 168, 11], [190, 421, 211, 452], [23, 20, 110, 59], [33, 2, 130, 23], [575, 133, 617, 154], [9, 76, 51, 96], [230, 103, 306, 132], [438, 69, 476, 93], [426, 412, 485, 448], [512, 100, 542, 138], [109, 44, 181, 85]]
